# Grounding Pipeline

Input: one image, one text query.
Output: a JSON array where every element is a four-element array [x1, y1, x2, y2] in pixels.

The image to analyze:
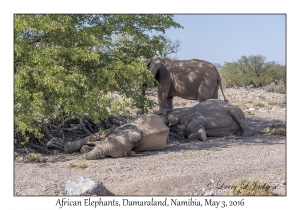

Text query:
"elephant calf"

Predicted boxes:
[[156, 99, 254, 140], [64, 114, 169, 160]]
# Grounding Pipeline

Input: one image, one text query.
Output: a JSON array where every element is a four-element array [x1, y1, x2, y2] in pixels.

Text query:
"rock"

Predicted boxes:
[[206, 191, 214, 196], [249, 108, 255, 111], [65, 176, 108, 196], [18, 156, 24, 162], [201, 188, 214, 196]]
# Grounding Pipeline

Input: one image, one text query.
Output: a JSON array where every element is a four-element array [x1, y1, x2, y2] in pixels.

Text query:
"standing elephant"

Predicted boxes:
[[146, 57, 227, 109]]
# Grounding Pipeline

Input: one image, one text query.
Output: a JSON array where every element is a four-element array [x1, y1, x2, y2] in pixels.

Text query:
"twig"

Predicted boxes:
[[28, 142, 52, 154], [79, 117, 92, 135]]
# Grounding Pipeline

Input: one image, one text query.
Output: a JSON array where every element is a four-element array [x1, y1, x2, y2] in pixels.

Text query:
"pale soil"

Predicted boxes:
[[14, 87, 286, 196]]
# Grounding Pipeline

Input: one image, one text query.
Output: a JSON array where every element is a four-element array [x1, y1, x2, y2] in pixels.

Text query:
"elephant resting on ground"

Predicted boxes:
[[64, 114, 169, 160], [156, 99, 254, 141], [146, 57, 228, 109]]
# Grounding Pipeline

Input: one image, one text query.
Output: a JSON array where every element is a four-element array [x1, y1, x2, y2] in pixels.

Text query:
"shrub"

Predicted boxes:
[[265, 79, 286, 94], [271, 124, 286, 136], [268, 98, 286, 107], [253, 101, 265, 107], [220, 55, 286, 88], [68, 161, 88, 169], [24, 153, 45, 163]]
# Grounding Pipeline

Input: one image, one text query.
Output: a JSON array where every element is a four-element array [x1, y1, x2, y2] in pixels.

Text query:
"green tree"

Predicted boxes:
[[14, 14, 182, 138], [220, 55, 286, 87]]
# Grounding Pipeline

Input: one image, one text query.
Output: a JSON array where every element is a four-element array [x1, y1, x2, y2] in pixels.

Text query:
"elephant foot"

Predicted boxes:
[[242, 130, 254, 137], [188, 129, 207, 141], [80, 145, 94, 154]]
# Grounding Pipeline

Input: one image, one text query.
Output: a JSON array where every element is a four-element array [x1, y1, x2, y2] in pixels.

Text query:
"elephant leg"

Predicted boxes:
[[188, 128, 207, 141], [64, 127, 115, 153], [226, 106, 254, 136], [83, 138, 134, 160], [158, 82, 171, 109], [198, 82, 217, 102], [166, 97, 173, 109], [186, 116, 208, 141], [80, 145, 94, 154], [83, 127, 142, 160]]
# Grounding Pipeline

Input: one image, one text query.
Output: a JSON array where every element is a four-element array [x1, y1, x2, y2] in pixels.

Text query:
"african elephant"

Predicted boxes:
[[64, 114, 169, 160], [156, 99, 254, 140], [146, 57, 228, 109]]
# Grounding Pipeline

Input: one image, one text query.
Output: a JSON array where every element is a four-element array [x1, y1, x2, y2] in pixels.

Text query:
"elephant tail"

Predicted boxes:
[[217, 78, 228, 103]]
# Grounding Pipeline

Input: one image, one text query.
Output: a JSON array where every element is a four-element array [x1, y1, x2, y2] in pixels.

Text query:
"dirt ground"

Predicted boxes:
[[14, 87, 286, 196]]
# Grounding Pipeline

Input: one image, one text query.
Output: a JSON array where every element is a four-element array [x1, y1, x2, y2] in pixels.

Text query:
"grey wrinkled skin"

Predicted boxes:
[[156, 99, 254, 140], [146, 57, 228, 109], [65, 114, 169, 160], [83, 124, 143, 160]]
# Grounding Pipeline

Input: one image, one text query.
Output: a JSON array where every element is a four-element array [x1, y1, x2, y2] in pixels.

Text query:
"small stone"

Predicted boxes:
[[205, 190, 214, 196], [249, 108, 255, 111]]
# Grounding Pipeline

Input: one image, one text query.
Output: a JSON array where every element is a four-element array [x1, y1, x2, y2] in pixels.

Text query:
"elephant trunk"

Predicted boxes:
[[82, 144, 104, 160], [64, 138, 89, 154], [64, 128, 116, 153]]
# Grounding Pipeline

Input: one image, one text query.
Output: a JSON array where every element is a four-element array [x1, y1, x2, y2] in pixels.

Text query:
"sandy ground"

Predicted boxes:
[[14, 87, 286, 196]]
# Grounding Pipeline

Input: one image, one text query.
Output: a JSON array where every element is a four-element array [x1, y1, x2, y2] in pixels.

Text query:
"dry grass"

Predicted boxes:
[[268, 98, 286, 108], [174, 101, 181, 107], [181, 100, 188, 106], [229, 178, 273, 196], [24, 153, 45, 163], [232, 101, 247, 110], [271, 126, 286, 136], [244, 110, 255, 115], [68, 161, 88, 169], [253, 101, 265, 107], [258, 95, 267, 100]]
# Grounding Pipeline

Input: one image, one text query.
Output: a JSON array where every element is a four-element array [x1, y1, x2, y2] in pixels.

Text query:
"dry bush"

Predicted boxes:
[[244, 110, 255, 115], [253, 101, 265, 107], [68, 161, 88, 169], [24, 153, 45, 163], [173, 101, 181, 107], [232, 101, 247, 110], [265, 80, 286, 94], [271, 126, 286, 136], [229, 178, 273, 196], [245, 99, 254, 104], [181, 100, 188, 106], [258, 95, 266, 100], [268, 98, 286, 107]]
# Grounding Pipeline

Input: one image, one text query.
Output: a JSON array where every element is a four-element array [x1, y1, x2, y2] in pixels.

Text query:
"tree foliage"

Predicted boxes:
[[14, 14, 182, 138], [220, 55, 286, 87]]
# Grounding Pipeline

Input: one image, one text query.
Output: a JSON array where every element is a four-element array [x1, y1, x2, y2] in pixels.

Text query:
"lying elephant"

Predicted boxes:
[[64, 114, 169, 160], [156, 99, 254, 140]]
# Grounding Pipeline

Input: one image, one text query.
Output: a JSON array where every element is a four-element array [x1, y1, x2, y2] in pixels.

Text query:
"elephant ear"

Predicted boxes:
[[167, 108, 190, 127], [155, 109, 170, 125], [144, 59, 151, 67], [148, 57, 162, 77]]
